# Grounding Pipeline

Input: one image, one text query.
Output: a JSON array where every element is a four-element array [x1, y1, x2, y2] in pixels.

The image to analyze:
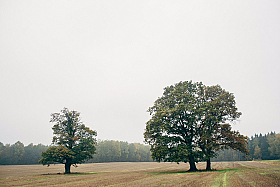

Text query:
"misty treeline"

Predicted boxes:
[[246, 132, 280, 160], [0, 142, 48, 165], [0, 140, 153, 165], [1, 132, 280, 165], [88, 140, 153, 163], [212, 132, 280, 162]]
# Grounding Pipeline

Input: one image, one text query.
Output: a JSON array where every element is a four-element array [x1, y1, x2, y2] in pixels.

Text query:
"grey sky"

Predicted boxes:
[[0, 0, 279, 145]]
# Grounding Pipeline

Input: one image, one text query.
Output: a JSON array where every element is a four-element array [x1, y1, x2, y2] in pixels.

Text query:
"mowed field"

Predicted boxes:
[[0, 161, 280, 186]]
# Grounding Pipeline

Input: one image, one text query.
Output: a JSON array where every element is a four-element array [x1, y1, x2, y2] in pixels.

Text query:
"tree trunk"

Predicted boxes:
[[188, 155, 198, 171], [206, 158, 211, 171], [65, 162, 71, 174]]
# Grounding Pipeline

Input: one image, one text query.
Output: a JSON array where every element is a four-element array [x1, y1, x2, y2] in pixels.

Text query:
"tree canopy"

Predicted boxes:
[[196, 85, 247, 170], [39, 108, 97, 173], [144, 81, 248, 171]]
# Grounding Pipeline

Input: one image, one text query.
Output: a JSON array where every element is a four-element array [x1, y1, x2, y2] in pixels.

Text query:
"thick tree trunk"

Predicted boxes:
[[65, 162, 71, 174], [206, 159, 211, 171], [188, 155, 198, 171]]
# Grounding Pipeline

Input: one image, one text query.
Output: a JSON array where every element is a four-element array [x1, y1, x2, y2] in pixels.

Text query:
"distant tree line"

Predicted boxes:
[[1, 132, 279, 165], [212, 132, 280, 162], [246, 132, 280, 160], [0, 141, 49, 165], [88, 140, 153, 163], [211, 149, 246, 162], [0, 140, 153, 165]]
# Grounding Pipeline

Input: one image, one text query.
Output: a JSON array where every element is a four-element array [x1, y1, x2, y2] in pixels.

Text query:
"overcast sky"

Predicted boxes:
[[0, 0, 279, 145]]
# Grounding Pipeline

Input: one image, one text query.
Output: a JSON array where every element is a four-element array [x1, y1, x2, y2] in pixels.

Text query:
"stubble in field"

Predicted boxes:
[[0, 161, 280, 186]]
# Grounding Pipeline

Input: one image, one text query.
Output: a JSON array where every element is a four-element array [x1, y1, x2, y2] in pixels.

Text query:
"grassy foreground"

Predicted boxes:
[[0, 161, 280, 186]]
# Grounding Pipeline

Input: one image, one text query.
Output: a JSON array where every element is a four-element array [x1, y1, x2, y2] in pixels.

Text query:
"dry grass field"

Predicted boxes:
[[0, 160, 280, 186]]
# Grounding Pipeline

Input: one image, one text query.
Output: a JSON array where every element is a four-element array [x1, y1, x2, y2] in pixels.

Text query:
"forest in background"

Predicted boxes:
[[212, 131, 280, 161], [0, 132, 279, 165], [0, 140, 153, 165], [247, 132, 280, 160]]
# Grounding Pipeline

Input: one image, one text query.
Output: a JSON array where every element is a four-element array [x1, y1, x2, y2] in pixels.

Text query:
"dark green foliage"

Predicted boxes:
[[247, 132, 280, 160], [196, 85, 247, 170], [144, 81, 247, 171], [144, 81, 204, 171], [0, 141, 24, 165], [0, 142, 49, 165], [39, 108, 97, 173]]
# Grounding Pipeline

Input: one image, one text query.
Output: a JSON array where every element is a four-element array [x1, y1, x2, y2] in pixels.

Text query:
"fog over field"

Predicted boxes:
[[0, 0, 280, 145]]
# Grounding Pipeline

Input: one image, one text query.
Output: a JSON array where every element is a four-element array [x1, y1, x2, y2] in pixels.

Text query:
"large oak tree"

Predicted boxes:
[[144, 81, 247, 171], [39, 108, 97, 173], [144, 81, 203, 171]]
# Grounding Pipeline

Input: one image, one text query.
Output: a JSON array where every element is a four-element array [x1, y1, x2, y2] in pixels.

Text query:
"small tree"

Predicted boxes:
[[39, 108, 97, 174]]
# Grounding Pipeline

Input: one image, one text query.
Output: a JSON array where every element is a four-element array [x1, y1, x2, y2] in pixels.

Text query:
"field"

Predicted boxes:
[[0, 161, 280, 186]]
